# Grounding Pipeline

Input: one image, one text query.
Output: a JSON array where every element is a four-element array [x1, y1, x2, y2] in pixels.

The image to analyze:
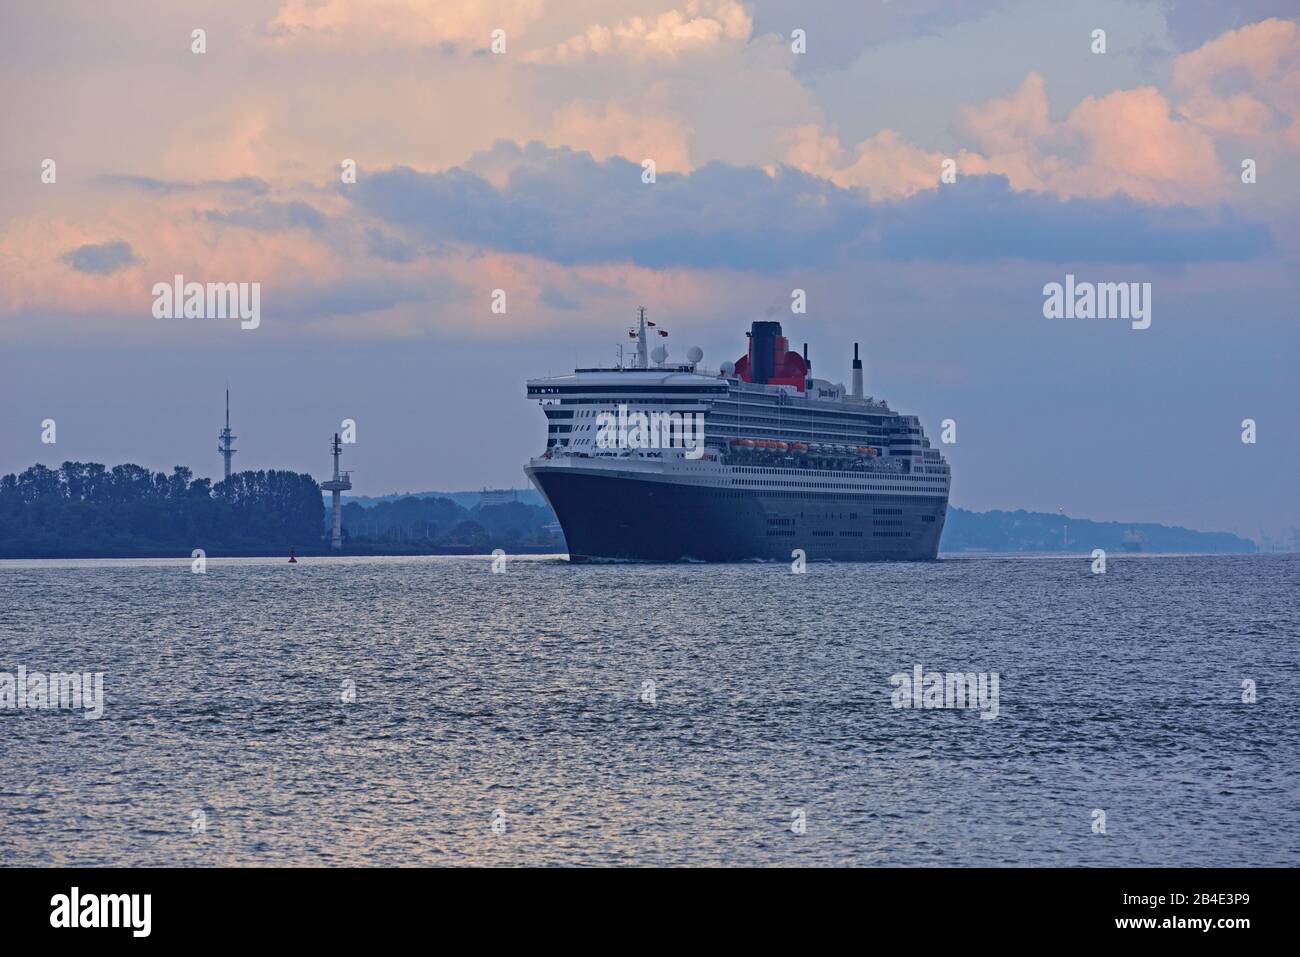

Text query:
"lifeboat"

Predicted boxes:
[[775, 441, 789, 451], [740, 438, 756, 447]]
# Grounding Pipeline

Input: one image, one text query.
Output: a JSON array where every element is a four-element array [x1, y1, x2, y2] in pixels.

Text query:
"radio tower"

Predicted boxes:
[[217, 389, 237, 482], [320, 433, 352, 550]]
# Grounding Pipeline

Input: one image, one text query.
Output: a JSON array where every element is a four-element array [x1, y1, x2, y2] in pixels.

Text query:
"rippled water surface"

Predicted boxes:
[[1, 554, 1297, 866]]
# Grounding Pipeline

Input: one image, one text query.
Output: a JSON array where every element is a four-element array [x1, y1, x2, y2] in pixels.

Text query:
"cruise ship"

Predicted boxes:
[[524, 311, 951, 561]]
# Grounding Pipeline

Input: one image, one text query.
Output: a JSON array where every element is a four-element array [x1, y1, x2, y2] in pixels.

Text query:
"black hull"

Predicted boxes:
[[526, 466, 947, 562]]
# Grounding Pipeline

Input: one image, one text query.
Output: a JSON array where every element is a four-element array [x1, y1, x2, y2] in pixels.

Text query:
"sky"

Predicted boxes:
[[0, 0, 1297, 543]]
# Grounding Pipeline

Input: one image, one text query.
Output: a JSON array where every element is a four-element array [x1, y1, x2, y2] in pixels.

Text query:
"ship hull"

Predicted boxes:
[[527, 464, 946, 562]]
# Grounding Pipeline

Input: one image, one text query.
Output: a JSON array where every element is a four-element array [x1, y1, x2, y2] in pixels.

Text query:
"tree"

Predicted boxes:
[[0, 461, 324, 557]]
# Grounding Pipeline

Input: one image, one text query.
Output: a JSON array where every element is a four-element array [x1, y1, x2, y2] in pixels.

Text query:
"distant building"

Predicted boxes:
[[321, 433, 353, 550], [217, 389, 237, 481], [479, 488, 517, 508]]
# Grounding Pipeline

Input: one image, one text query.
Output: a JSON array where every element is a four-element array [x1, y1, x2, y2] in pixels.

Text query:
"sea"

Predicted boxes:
[[1, 553, 1296, 866]]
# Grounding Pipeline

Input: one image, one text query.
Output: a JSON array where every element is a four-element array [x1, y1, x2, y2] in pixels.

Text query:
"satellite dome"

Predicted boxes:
[[720, 360, 735, 376], [651, 345, 668, 364], [686, 346, 704, 364]]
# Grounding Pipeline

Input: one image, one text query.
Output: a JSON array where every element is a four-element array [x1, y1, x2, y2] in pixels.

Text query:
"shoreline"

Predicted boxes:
[[0, 549, 1280, 564]]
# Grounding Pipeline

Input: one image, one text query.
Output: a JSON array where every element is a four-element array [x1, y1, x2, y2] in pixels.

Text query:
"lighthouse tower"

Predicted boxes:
[[217, 389, 237, 481], [320, 433, 352, 550]]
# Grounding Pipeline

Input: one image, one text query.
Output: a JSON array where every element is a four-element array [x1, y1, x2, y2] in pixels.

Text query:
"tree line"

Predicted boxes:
[[941, 507, 1256, 553], [0, 462, 324, 557], [340, 496, 562, 553]]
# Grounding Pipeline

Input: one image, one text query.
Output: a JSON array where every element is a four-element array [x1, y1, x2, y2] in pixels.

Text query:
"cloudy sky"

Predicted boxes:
[[1, 0, 1297, 542]]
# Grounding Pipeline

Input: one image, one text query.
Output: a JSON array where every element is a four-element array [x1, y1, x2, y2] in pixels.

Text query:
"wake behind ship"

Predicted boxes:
[[525, 312, 951, 562]]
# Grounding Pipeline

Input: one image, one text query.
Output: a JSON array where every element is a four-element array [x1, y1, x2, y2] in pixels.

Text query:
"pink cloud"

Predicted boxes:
[[787, 70, 1227, 204], [1063, 86, 1224, 201], [523, 1, 751, 64], [783, 126, 951, 199], [1173, 17, 1300, 149], [959, 74, 1224, 202], [546, 99, 693, 173], [268, 0, 546, 51], [786, 19, 1300, 205]]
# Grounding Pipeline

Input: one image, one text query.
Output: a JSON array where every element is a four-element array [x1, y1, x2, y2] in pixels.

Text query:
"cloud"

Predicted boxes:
[[539, 284, 582, 310], [1, 4, 1292, 346], [96, 175, 270, 195], [60, 240, 139, 275], [349, 141, 870, 271], [3, 203, 349, 330], [751, 0, 1006, 74], [787, 70, 1230, 205], [873, 175, 1271, 263], [1172, 17, 1300, 149], [805, 0, 1180, 151], [956, 73, 1226, 203], [348, 141, 1271, 268], [785, 16, 1300, 207], [269, 273, 452, 321], [523, 0, 751, 63], [267, 0, 546, 51], [783, 125, 950, 199], [546, 99, 693, 172], [203, 201, 327, 232], [364, 227, 422, 263]]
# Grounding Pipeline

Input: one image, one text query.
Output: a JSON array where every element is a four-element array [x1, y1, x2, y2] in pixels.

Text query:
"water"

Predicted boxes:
[[1, 554, 1296, 866]]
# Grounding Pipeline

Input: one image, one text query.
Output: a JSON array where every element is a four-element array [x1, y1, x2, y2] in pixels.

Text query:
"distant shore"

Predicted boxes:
[[1, 464, 1266, 560], [2, 548, 1283, 562], [0, 544, 564, 560]]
